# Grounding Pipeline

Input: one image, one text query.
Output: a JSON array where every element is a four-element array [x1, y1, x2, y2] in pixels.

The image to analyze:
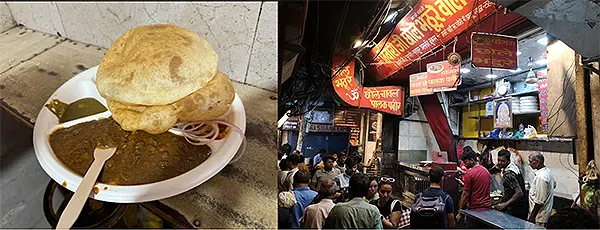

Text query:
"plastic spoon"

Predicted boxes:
[[56, 147, 116, 229]]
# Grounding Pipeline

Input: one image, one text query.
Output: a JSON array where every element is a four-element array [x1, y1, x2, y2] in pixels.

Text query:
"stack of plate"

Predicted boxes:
[[512, 97, 521, 114], [519, 96, 538, 113]]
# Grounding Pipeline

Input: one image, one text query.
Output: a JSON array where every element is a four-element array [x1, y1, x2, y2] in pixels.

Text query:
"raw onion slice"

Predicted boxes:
[[168, 105, 246, 163]]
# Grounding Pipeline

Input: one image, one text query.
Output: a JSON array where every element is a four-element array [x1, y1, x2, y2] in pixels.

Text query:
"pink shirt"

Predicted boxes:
[[301, 199, 335, 229]]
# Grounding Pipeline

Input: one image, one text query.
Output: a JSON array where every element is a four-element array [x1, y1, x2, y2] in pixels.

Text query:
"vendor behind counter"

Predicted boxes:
[[494, 150, 529, 220]]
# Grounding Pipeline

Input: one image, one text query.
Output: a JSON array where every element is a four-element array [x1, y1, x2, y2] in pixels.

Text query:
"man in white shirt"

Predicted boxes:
[[527, 152, 556, 226], [278, 159, 291, 193], [283, 154, 303, 192], [334, 157, 359, 202], [300, 179, 337, 229], [334, 152, 347, 173], [312, 156, 342, 188]]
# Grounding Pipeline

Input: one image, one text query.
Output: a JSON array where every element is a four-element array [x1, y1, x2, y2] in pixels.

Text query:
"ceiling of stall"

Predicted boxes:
[[459, 31, 549, 88], [278, 0, 420, 117], [506, 0, 600, 58]]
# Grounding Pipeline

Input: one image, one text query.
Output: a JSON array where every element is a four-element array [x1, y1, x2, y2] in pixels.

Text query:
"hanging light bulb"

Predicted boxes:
[[525, 69, 537, 84], [353, 40, 363, 49], [525, 57, 537, 84]]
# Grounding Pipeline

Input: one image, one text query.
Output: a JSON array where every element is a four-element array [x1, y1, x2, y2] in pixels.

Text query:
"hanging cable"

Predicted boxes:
[[284, 0, 397, 116], [331, 0, 391, 61], [367, 13, 401, 64], [547, 59, 577, 136]]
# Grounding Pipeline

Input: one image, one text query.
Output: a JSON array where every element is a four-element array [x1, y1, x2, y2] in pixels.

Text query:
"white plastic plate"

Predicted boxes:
[[33, 66, 246, 203]]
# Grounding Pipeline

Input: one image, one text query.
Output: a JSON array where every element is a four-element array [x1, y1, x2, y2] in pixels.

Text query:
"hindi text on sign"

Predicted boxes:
[[331, 56, 405, 116], [471, 33, 518, 70], [368, 0, 497, 81], [426, 60, 460, 89], [409, 72, 433, 97]]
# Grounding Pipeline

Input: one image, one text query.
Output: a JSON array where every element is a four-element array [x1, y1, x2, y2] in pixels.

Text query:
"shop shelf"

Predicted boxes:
[[457, 136, 576, 153], [467, 110, 540, 119], [449, 90, 539, 107], [513, 110, 541, 115]]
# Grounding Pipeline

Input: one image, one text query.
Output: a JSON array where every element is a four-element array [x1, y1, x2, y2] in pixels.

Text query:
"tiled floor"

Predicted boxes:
[[0, 109, 51, 228]]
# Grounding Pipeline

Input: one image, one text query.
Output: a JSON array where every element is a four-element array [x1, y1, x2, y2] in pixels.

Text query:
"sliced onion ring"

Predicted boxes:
[[168, 114, 246, 164]]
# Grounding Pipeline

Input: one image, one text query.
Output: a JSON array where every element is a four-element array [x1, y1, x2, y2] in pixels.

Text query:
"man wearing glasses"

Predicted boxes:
[[369, 176, 403, 229]]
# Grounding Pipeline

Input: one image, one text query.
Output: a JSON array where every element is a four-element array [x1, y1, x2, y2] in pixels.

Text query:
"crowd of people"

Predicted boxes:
[[277, 143, 600, 229], [453, 146, 559, 228], [277, 145, 455, 229]]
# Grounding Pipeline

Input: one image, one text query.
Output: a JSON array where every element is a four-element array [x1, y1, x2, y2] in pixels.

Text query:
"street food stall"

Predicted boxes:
[[317, 0, 598, 227]]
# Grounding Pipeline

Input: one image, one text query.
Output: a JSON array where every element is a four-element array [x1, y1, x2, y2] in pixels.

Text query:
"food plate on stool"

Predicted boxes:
[[33, 66, 246, 203]]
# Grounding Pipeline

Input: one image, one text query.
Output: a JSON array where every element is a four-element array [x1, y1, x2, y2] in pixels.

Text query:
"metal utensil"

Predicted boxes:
[[56, 147, 116, 229]]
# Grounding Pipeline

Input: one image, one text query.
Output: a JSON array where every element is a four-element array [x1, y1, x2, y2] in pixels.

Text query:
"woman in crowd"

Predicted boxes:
[[366, 176, 379, 202]]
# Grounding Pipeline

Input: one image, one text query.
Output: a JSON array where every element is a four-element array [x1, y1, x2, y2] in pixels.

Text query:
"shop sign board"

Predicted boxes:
[[537, 69, 549, 132], [432, 86, 458, 92], [493, 98, 513, 128], [360, 86, 405, 116], [308, 123, 350, 133], [334, 110, 361, 127], [332, 57, 405, 116], [367, 0, 497, 81], [426, 60, 461, 89], [471, 33, 518, 70], [368, 113, 379, 142], [281, 120, 298, 131], [409, 72, 433, 96], [332, 56, 360, 107], [349, 127, 361, 146]]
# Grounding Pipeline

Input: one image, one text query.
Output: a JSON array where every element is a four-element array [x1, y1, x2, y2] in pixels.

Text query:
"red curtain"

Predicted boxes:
[[420, 95, 457, 162]]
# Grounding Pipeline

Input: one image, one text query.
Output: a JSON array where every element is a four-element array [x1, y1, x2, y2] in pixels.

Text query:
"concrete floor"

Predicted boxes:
[[0, 109, 51, 228]]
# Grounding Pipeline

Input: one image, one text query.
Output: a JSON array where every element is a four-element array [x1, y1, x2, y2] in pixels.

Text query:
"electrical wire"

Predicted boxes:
[[312, 0, 320, 56], [283, 0, 395, 116], [338, 1, 383, 40], [281, 1, 322, 107], [329, 0, 350, 61], [547, 58, 576, 121], [559, 152, 579, 178], [332, 0, 391, 61], [366, 1, 403, 64], [292, 55, 353, 116], [332, 0, 389, 59], [366, 0, 392, 42], [329, 0, 393, 66], [547, 58, 577, 136], [368, 25, 395, 63]]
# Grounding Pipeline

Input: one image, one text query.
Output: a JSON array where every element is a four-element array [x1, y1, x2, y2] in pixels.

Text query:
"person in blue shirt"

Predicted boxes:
[[412, 165, 455, 229], [312, 149, 326, 168], [289, 170, 318, 228]]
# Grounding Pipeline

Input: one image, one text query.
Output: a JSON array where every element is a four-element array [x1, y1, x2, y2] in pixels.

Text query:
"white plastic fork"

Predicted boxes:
[[56, 147, 116, 229]]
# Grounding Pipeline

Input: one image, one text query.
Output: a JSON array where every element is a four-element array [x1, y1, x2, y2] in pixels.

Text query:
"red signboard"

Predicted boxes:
[[360, 86, 405, 116], [409, 72, 433, 96], [537, 69, 549, 132], [367, 0, 497, 81], [426, 60, 460, 89], [332, 56, 360, 107], [332, 56, 404, 116], [471, 33, 518, 69]]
